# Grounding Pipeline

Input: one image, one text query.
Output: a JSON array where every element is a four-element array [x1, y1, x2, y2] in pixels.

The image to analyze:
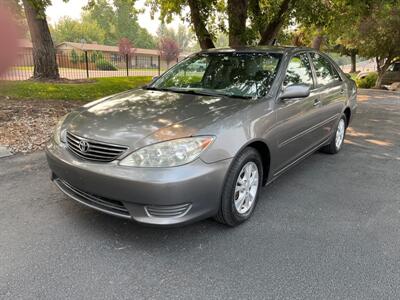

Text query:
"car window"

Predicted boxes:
[[392, 63, 400, 72], [284, 53, 314, 88], [152, 53, 282, 98], [310, 53, 341, 87]]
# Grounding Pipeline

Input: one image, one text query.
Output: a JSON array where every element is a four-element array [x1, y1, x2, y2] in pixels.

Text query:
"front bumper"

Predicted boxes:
[[46, 142, 231, 226]]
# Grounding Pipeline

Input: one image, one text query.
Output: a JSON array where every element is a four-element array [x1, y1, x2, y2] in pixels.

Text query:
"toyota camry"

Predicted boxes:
[[46, 47, 357, 226]]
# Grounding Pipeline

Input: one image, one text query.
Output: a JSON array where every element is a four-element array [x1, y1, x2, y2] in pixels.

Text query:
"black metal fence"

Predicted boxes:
[[1, 50, 181, 81]]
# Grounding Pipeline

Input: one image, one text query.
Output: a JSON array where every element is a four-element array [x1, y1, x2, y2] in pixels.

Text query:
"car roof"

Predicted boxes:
[[199, 46, 315, 55]]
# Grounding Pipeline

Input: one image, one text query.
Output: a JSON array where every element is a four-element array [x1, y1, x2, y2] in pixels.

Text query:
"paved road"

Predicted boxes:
[[1, 90, 399, 299]]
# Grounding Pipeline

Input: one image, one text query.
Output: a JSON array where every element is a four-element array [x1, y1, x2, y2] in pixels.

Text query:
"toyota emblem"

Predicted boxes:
[[78, 140, 90, 153]]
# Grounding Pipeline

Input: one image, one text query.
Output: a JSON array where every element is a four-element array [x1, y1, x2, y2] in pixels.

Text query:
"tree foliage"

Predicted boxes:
[[118, 37, 136, 55], [50, 16, 106, 45], [156, 23, 195, 52], [148, 0, 302, 48], [302, 0, 400, 86], [83, 0, 156, 48], [159, 37, 180, 66]]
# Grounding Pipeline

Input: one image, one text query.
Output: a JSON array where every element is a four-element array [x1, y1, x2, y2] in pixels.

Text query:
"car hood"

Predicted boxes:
[[66, 89, 249, 148]]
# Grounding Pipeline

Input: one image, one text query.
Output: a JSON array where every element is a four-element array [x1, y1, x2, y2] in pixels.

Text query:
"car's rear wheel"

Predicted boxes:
[[215, 148, 263, 226], [320, 114, 347, 154]]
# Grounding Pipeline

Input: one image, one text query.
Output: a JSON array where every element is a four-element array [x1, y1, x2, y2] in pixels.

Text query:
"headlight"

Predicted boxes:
[[53, 114, 68, 144], [119, 136, 215, 167]]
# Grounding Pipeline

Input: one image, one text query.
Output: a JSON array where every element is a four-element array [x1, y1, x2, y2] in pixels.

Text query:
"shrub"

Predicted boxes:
[[356, 72, 378, 88], [71, 49, 79, 64], [95, 59, 117, 71]]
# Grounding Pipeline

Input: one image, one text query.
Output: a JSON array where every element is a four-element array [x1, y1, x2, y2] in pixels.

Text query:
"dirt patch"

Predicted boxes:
[[0, 99, 83, 153]]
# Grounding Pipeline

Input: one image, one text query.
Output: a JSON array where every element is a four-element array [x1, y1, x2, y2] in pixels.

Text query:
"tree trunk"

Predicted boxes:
[[228, 0, 249, 47], [187, 0, 215, 50], [374, 58, 392, 88], [375, 71, 384, 88], [350, 51, 356, 73], [258, 0, 293, 45], [22, 0, 59, 80], [311, 34, 324, 50]]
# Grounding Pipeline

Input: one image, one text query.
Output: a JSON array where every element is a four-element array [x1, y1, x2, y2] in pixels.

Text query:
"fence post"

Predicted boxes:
[[126, 54, 129, 77], [85, 51, 89, 79], [158, 55, 161, 76]]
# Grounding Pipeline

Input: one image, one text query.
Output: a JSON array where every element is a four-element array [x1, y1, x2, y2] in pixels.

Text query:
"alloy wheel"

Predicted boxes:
[[234, 161, 259, 214], [335, 119, 345, 150]]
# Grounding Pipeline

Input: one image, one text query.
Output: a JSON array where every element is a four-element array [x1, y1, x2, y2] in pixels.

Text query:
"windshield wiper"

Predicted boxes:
[[155, 87, 218, 97], [143, 86, 170, 91], [144, 86, 253, 99], [219, 93, 253, 99]]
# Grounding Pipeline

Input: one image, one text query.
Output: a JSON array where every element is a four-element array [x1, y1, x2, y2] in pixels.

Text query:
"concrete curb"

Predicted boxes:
[[0, 146, 13, 158]]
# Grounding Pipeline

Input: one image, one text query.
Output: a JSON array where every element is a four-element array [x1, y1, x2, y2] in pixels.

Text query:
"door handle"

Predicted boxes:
[[313, 99, 321, 107]]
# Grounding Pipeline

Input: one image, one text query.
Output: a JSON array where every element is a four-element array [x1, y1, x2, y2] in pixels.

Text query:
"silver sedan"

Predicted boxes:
[[46, 47, 357, 226]]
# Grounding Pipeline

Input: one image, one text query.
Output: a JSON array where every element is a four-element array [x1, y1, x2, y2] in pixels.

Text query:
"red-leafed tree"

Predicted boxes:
[[118, 37, 136, 56], [159, 37, 180, 67]]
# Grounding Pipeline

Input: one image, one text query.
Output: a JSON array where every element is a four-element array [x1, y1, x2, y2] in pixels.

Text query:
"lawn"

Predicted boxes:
[[0, 76, 152, 101]]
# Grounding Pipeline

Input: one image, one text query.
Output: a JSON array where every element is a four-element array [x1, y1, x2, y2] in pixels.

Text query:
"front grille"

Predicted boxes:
[[66, 132, 128, 162], [54, 177, 131, 218], [145, 203, 191, 218]]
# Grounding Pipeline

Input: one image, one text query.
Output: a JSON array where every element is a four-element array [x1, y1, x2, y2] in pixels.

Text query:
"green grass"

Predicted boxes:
[[0, 76, 152, 101]]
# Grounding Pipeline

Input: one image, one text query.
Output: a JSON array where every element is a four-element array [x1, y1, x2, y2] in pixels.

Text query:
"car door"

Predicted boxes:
[[273, 52, 322, 174], [383, 62, 400, 85], [393, 63, 400, 83], [309, 52, 346, 141]]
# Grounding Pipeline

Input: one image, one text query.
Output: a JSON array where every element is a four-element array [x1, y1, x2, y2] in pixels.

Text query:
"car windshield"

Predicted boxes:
[[149, 52, 282, 99]]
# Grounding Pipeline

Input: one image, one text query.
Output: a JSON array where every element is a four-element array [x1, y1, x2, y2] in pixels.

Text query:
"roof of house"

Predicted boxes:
[[56, 42, 162, 56], [18, 40, 189, 57]]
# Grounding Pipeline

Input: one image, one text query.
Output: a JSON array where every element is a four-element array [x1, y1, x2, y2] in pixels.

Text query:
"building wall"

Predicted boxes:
[[15, 48, 34, 66]]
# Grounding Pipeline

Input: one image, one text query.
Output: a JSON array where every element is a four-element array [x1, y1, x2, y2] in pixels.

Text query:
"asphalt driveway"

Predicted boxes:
[[1, 89, 399, 299]]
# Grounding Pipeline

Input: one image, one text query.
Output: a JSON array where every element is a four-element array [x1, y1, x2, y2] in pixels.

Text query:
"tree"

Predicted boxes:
[[71, 49, 79, 64], [228, 0, 249, 47], [90, 51, 103, 63], [356, 2, 400, 87], [249, 0, 297, 46], [303, 0, 400, 86], [20, 0, 60, 79], [118, 37, 136, 58], [84, 0, 156, 48], [159, 37, 180, 67], [156, 23, 195, 52], [82, 0, 116, 44], [148, 0, 218, 50], [50, 16, 106, 45], [187, 0, 216, 49], [149, 0, 299, 48], [176, 25, 195, 51]]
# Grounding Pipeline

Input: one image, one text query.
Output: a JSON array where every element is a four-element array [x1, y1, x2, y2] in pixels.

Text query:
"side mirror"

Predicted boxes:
[[280, 84, 310, 100]]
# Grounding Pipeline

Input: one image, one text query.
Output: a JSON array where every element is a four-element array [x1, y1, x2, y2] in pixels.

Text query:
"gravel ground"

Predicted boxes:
[[0, 99, 82, 153], [0, 89, 399, 299]]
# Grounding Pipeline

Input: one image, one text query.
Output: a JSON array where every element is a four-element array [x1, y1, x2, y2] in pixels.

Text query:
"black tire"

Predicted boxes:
[[320, 114, 347, 154], [215, 147, 263, 226]]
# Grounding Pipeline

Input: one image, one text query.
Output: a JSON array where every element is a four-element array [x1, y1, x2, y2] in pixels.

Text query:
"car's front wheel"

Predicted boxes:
[[215, 148, 263, 226], [320, 114, 347, 154]]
